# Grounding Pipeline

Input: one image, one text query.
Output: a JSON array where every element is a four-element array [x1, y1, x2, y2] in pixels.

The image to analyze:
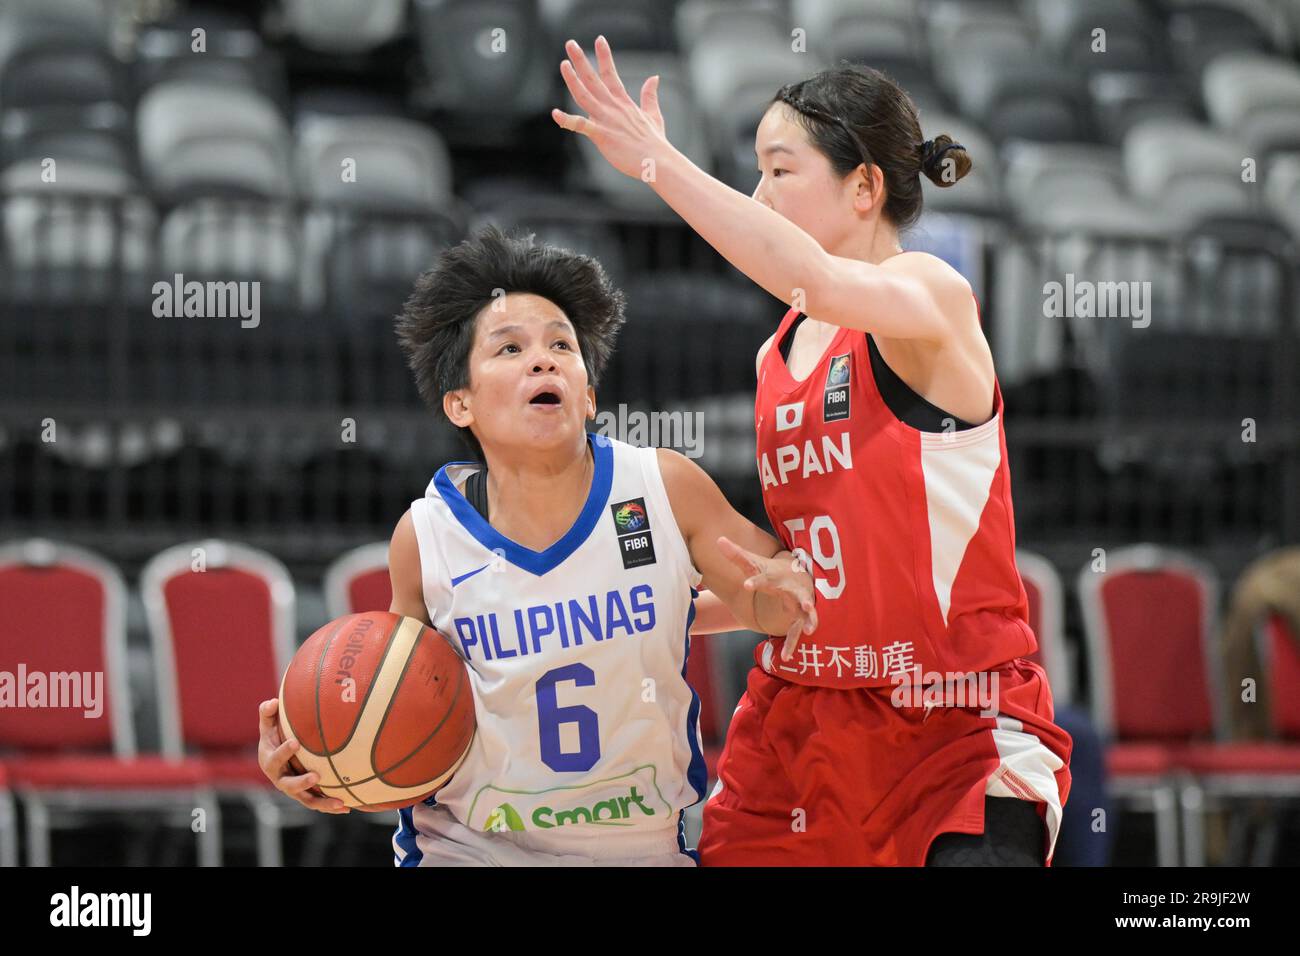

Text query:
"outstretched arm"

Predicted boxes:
[[552, 37, 967, 343]]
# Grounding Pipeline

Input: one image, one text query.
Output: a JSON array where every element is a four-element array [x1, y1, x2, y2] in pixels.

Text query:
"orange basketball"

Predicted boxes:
[[278, 611, 475, 810]]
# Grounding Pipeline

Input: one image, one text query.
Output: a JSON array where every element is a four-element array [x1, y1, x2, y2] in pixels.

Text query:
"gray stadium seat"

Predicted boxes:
[[1203, 52, 1300, 129], [1026, 0, 1167, 72], [1124, 118, 1255, 228], [1266, 154, 1300, 239], [137, 80, 293, 199], [1, 158, 155, 302], [540, 0, 676, 52], [0, 0, 112, 69], [294, 115, 453, 210], [134, 11, 288, 107], [674, 0, 788, 56], [1165, 0, 1287, 73], [1203, 52, 1300, 162], [1001, 143, 1129, 226], [788, 0, 943, 112], [927, 1, 1036, 81], [474, 194, 630, 284], [411, 0, 553, 132], [280, 0, 408, 55], [294, 115, 460, 312], [687, 36, 823, 192], [1088, 72, 1199, 146], [941, 53, 1092, 144], [566, 52, 712, 210], [159, 200, 299, 295]]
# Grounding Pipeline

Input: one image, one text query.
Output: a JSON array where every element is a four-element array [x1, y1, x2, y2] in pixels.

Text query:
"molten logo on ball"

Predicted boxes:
[[279, 612, 475, 810]]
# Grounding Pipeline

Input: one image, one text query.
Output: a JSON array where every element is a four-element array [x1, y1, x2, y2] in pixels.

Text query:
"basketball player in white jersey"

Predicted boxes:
[[257, 225, 816, 866]]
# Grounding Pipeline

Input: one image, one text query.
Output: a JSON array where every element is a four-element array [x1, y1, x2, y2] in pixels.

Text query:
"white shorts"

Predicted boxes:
[[392, 804, 699, 867]]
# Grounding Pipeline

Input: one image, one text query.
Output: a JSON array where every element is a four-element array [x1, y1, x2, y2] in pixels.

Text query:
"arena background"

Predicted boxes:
[[1, 0, 1299, 868]]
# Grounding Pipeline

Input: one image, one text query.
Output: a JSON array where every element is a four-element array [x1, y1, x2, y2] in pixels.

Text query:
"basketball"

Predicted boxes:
[[278, 611, 475, 811]]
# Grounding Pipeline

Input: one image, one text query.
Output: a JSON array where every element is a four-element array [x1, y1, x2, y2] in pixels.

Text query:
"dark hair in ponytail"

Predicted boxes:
[[772, 64, 972, 229]]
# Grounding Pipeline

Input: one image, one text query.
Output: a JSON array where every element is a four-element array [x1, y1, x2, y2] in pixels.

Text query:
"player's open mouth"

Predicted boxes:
[[528, 389, 562, 406]]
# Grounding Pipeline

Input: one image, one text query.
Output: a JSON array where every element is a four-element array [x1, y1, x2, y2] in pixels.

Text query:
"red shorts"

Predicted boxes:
[[699, 658, 1073, 866]]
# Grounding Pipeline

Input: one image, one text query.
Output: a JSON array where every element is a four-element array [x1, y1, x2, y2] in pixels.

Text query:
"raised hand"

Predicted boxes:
[[552, 36, 671, 180]]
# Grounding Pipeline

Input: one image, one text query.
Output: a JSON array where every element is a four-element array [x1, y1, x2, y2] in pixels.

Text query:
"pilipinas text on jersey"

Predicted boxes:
[[405, 433, 708, 835]]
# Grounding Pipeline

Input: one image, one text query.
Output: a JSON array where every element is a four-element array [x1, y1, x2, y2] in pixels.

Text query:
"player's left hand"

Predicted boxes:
[[552, 36, 673, 180], [717, 536, 818, 660]]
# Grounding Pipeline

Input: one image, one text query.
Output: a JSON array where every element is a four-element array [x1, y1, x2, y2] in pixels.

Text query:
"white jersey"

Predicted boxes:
[[397, 433, 706, 857]]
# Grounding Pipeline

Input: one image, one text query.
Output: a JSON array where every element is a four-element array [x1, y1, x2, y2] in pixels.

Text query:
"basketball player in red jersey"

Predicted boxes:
[[555, 38, 1072, 865]]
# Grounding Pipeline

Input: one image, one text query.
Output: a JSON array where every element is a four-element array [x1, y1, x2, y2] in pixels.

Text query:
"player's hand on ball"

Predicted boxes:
[[716, 536, 818, 660], [552, 35, 672, 180], [257, 698, 350, 814]]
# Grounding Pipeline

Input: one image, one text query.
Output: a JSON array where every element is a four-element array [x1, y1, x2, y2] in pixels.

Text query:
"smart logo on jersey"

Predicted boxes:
[[610, 496, 656, 570], [483, 803, 527, 832], [824, 352, 851, 423]]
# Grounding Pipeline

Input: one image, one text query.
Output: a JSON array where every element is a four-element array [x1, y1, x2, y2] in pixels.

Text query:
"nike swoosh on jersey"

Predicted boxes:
[[450, 563, 491, 587]]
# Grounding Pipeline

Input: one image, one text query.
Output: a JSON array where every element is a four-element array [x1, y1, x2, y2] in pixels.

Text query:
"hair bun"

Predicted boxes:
[[920, 133, 972, 187]]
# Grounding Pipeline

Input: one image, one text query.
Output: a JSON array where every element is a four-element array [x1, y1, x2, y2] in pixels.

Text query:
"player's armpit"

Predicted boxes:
[[388, 508, 433, 626]]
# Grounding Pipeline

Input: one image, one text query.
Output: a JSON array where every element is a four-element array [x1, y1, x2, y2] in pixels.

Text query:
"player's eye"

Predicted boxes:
[[773, 168, 787, 177], [498, 343, 520, 355], [553, 339, 572, 350]]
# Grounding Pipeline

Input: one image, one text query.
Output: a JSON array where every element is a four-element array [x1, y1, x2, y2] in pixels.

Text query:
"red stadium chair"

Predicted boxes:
[[0, 764, 16, 867], [0, 538, 220, 866], [1016, 549, 1074, 707], [1077, 544, 1212, 866], [141, 539, 306, 866], [1173, 612, 1300, 865], [323, 541, 392, 619]]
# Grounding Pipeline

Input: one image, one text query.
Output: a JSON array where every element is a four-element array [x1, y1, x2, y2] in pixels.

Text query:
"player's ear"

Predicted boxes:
[[584, 385, 596, 420], [444, 389, 474, 428], [853, 163, 884, 214]]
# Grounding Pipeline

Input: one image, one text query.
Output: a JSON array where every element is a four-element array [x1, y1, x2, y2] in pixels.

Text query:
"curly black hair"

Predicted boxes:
[[395, 224, 626, 461]]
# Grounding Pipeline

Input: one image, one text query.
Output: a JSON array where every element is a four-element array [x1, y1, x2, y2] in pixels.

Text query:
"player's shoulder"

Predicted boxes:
[[881, 251, 975, 331], [390, 507, 420, 564], [654, 447, 708, 514], [880, 251, 971, 299]]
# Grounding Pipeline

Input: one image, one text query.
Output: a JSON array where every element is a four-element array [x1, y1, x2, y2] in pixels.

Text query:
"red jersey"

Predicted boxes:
[[753, 305, 1035, 689]]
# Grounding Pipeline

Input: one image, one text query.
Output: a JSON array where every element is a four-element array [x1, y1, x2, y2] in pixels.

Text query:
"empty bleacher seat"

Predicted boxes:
[[1026, 0, 1169, 73], [1203, 51, 1300, 164], [280, 0, 408, 55], [688, 35, 822, 192], [411, 0, 554, 137], [134, 9, 288, 108], [541, 0, 677, 52], [137, 79, 294, 199], [1123, 118, 1255, 228]]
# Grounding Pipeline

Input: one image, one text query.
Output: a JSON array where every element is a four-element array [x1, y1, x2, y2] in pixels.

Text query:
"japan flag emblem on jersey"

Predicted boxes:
[[776, 402, 804, 431]]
